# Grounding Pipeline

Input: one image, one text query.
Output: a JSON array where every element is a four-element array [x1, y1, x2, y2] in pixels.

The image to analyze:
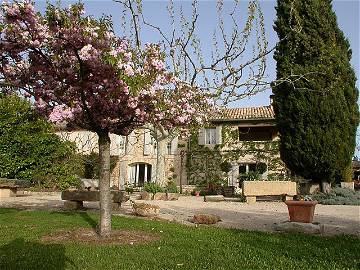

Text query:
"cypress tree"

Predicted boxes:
[[272, 0, 359, 188]]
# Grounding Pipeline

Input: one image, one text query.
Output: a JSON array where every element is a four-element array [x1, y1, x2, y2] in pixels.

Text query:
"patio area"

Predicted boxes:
[[1, 192, 359, 236]]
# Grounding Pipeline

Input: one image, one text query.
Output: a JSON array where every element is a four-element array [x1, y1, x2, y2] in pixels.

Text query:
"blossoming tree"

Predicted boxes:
[[0, 1, 213, 236]]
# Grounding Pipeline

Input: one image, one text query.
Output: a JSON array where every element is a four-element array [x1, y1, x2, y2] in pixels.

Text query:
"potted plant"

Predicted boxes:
[[285, 196, 317, 223]]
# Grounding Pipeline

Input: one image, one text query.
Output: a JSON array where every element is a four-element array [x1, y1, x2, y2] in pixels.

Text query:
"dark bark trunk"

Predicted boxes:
[[320, 181, 331, 194], [98, 131, 111, 237]]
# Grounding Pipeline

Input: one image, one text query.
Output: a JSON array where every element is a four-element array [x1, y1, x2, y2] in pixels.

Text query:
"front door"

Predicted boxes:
[[129, 163, 152, 186]]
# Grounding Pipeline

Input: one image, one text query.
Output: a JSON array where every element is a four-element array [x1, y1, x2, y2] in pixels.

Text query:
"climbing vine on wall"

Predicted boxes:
[[186, 126, 287, 186]]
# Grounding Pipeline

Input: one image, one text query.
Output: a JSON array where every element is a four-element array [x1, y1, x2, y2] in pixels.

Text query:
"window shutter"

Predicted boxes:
[[109, 134, 119, 156], [119, 136, 125, 155], [126, 131, 136, 154], [215, 126, 222, 144], [198, 128, 206, 145], [170, 136, 178, 155], [143, 129, 152, 155]]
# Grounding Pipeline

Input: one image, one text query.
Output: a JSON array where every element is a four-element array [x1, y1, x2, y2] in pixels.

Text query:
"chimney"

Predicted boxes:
[[269, 94, 275, 106]]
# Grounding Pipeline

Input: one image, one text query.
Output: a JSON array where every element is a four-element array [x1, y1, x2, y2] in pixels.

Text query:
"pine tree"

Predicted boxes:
[[272, 0, 359, 188]]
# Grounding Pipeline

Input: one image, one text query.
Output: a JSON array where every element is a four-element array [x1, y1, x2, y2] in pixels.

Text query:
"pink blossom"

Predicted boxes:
[[0, 1, 215, 138], [79, 44, 97, 61], [48, 105, 74, 123], [123, 64, 134, 76]]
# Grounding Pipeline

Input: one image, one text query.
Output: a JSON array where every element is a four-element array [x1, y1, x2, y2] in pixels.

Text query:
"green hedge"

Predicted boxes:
[[0, 95, 82, 190]]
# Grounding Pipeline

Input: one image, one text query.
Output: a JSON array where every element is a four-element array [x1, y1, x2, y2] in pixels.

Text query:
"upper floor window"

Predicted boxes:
[[205, 128, 217, 144], [238, 127, 273, 141], [198, 126, 222, 145], [167, 141, 172, 155], [119, 136, 125, 153]]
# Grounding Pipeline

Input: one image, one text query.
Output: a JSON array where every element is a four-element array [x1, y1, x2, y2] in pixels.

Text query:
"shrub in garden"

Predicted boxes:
[[255, 162, 267, 174], [0, 95, 81, 190], [165, 181, 178, 193], [144, 182, 164, 195], [312, 187, 360, 205]]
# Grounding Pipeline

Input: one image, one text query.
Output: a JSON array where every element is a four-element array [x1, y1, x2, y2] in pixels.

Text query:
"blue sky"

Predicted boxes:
[[35, 0, 360, 108], [32, 1, 360, 156]]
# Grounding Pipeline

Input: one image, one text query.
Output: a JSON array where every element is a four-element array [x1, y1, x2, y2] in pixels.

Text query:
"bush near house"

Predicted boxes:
[[165, 181, 178, 193], [312, 188, 360, 205], [144, 182, 164, 195], [0, 95, 82, 190]]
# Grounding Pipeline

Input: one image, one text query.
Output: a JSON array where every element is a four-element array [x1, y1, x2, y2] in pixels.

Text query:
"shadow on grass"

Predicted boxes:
[[51, 210, 98, 229], [0, 238, 76, 270]]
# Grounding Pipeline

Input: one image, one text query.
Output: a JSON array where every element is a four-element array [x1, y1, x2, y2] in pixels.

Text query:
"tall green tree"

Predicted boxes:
[[0, 94, 81, 189], [272, 0, 359, 188]]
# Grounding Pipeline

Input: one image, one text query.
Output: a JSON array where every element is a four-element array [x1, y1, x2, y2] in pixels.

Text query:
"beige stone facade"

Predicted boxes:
[[57, 128, 183, 188], [57, 105, 285, 189]]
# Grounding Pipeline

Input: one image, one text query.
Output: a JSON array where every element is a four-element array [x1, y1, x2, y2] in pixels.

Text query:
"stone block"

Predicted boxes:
[[153, 192, 167, 200], [140, 191, 152, 200], [81, 178, 99, 188], [204, 195, 225, 202], [133, 203, 160, 217], [242, 181, 297, 197], [166, 193, 180, 201], [274, 221, 321, 234], [64, 200, 83, 210], [246, 196, 256, 204], [190, 214, 221, 224], [0, 188, 17, 198], [341, 182, 354, 190]]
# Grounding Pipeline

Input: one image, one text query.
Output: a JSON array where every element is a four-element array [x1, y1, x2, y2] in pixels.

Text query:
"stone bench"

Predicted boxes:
[[0, 185, 18, 198], [61, 190, 129, 210], [242, 181, 297, 203], [0, 178, 30, 199]]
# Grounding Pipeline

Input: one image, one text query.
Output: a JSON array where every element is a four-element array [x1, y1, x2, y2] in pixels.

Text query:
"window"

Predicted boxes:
[[239, 163, 262, 173], [238, 127, 273, 141], [129, 163, 152, 186], [150, 136, 157, 152], [167, 141, 172, 155], [205, 128, 216, 144], [119, 136, 125, 153]]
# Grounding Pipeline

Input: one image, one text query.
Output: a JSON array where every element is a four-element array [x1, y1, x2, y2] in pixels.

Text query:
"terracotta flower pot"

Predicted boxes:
[[195, 191, 200, 197], [285, 200, 317, 223]]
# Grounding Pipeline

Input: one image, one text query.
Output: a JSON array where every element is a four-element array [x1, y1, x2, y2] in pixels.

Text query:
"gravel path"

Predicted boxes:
[[1, 193, 359, 236]]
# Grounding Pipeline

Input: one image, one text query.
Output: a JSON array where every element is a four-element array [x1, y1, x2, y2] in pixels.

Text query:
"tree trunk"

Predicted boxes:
[[98, 131, 111, 237], [320, 181, 331, 194], [155, 139, 167, 186]]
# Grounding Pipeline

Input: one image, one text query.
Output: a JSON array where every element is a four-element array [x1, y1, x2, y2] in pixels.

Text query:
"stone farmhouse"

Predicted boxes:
[[57, 104, 286, 189]]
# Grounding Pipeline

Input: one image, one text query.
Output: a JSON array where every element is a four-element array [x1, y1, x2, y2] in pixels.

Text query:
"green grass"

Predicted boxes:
[[0, 208, 359, 270]]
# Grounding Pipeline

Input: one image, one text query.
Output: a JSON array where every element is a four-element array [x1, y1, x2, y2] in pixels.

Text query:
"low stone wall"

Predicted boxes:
[[181, 185, 196, 194], [242, 181, 297, 203]]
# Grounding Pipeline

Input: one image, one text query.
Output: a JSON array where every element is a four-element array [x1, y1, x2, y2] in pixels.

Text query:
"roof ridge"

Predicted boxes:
[[212, 105, 275, 121]]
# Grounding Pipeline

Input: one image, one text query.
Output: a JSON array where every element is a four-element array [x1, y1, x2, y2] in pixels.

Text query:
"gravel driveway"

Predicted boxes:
[[1, 193, 359, 236]]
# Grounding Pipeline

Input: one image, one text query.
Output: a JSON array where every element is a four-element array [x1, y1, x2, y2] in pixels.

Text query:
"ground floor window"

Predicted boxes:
[[239, 163, 257, 174], [128, 163, 152, 186], [238, 163, 268, 183]]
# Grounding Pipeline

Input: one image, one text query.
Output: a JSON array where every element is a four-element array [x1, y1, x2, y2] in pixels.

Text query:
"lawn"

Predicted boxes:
[[0, 208, 359, 270]]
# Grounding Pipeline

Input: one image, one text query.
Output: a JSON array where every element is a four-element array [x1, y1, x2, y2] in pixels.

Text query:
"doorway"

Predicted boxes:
[[129, 163, 152, 186]]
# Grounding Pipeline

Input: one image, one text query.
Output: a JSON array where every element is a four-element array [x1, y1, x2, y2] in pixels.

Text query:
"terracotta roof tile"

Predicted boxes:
[[211, 106, 275, 121]]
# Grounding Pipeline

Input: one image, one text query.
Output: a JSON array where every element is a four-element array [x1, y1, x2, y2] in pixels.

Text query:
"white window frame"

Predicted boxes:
[[205, 128, 216, 145], [166, 141, 172, 155]]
